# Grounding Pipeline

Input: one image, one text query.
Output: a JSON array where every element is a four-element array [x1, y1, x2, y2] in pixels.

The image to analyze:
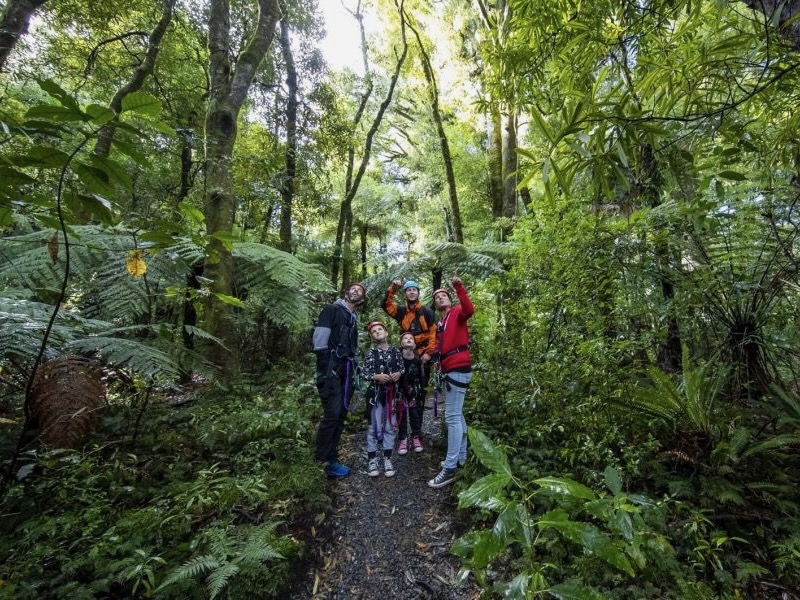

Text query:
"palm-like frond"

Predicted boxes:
[[65, 336, 182, 381], [363, 241, 512, 294], [628, 353, 727, 435]]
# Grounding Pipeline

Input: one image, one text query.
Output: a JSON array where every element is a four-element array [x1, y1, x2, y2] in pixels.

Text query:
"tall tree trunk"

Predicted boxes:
[[488, 107, 504, 219], [0, 0, 46, 73], [502, 110, 518, 221], [359, 221, 368, 279], [331, 2, 372, 289], [277, 17, 297, 253], [93, 0, 176, 157], [332, 0, 408, 290], [407, 13, 463, 243], [203, 0, 280, 369]]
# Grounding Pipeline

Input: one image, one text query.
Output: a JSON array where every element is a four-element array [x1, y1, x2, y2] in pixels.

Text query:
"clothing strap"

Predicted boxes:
[[441, 345, 469, 359], [444, 374, 471, 389]]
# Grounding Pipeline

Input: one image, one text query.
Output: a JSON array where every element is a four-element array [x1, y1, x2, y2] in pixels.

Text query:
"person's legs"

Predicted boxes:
[[442, 371, 472, 470], [314, 374, 346, 463]]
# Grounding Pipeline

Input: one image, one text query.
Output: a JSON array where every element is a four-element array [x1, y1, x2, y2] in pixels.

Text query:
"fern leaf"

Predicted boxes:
[[206, 563, 240, 600]]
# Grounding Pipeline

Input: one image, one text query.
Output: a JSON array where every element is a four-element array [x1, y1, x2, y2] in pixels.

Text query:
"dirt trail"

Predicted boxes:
[[289, 408, 480, 599]]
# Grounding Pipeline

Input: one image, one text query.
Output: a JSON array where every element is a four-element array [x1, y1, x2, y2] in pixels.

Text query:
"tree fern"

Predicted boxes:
[[627, 351, 727, 436]]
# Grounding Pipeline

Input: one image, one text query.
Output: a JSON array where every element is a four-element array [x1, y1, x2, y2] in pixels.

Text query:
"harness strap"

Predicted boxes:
[[441, 345, 469, 359], [444, 374, 471, 390]]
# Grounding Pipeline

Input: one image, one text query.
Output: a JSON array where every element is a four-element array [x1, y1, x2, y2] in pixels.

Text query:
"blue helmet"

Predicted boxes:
[[403, 280, 419, 291]]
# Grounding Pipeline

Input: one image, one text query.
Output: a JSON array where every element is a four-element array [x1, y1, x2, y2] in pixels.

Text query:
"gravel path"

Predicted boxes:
[[289, 406, 480, 599]]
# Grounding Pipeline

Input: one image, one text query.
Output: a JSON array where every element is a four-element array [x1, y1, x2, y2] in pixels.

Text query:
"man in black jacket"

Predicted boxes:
[[312, 282, 366, 477]]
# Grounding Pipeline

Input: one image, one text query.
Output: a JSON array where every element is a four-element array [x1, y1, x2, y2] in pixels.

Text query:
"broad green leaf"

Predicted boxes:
[[74, 163, 114, 196], [65, 193, 115, 225], [585, 531, 635, 576], [493, 500, 527, 543], [138, 231, 179, 247], [548, 581, 609, 599], [468, 428, 512, 476], [11, 146, 70, 168], [458, 473, 511, 510], [37, 78, 81, 111], [495, 573, 529, 599], [717, 170, 747, 181], [90, 155, 133, 190], [451, 529, 505, 570], [26, 104, 86, 122], [211, 231, 237, 251], [0, 206, 11, 227], [121, 92, 162, 117], [84, 103, 116, 125], [150, 120, 176, 136], [179, 202, 205, 226], [603, 466, 622, 496], [0, 166, 36, 185], [111, 139, 149, 165], [611, 510, 634, 541], [214, 293, 245, 308], [535, 477, 596, 501]]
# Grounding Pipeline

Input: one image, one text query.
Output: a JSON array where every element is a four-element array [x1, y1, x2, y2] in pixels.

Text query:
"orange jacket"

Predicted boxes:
[[382, 282, 437, 356]]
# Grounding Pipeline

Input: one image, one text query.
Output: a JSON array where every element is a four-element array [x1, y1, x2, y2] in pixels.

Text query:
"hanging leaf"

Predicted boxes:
[[84, 104, 117, 125], [214, 293, 246, 308], [26, 104, 86, 122], [47, 233, 59, 263], [126, 249, 147, 278], [120, 92, 162, 117], [74, 163, 114, 196], [36, 78, 81, 112], [717, 170, 747, 181], [90, 155, 133, 190], [457, 473, 511, 510]]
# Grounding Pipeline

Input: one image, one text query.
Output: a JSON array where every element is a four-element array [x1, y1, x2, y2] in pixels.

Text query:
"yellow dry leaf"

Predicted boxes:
[[126, 249, 147, 278]]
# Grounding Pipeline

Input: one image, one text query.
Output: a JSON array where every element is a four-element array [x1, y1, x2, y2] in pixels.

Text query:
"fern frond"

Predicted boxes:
[[157, 554, 220, 591], [66, 336, 181, 380], [739, 434, 800, 461], [206, 562, 240, 600]]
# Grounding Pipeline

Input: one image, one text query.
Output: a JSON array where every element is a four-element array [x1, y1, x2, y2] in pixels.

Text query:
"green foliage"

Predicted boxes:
[[0, 369, 326, 599], [453, 429, 674, 598]]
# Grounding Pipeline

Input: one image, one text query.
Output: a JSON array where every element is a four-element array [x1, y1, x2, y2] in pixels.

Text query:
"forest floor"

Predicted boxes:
[[288, 406, 481, 600]]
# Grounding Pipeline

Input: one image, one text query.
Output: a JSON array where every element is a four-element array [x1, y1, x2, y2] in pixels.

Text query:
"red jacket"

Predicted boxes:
[[436, 282, 474, 372]]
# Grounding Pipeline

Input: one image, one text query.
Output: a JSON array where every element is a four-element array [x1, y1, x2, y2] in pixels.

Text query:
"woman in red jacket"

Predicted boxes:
[[428, 275, 474, 488]]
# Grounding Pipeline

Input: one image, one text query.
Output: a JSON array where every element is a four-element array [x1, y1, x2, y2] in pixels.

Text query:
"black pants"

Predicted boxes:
[[398, 362, 431, 439], [314, 372, 353, 463]]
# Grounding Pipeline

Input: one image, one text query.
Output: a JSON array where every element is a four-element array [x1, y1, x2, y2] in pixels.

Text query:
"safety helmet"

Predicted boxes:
[[432, 288, 452, 300], [366, 320, 386, 333], [402, 280, 419, 291]]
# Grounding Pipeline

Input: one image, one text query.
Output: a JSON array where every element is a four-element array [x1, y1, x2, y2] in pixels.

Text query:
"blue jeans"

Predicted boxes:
[[367, 400, 398, 453], [443, 370, 472, 470]]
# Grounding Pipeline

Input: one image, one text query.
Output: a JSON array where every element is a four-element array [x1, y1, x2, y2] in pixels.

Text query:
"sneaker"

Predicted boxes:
[[367, 457, 380, 477], [428, 467, 456, 488], [440, 459, 466, 468], [325, 461, 351, 478], [412, 436, 423, 453], [397, 439, 408, 455], [384, 457, 396, 477]]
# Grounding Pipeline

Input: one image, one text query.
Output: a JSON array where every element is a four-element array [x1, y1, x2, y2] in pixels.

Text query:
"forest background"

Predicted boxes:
[[1, 0, 800, 598]]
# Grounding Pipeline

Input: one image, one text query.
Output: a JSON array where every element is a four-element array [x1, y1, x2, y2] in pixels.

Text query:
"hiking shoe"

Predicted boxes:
[[412, 436, 423, 453], [367, 457, 380, 477], [440, 459, 466, 468], [428, 467, 456, 488], [325, 461, 351, 478], [384, 457, 396, 477], [397, 438, 408, 455]]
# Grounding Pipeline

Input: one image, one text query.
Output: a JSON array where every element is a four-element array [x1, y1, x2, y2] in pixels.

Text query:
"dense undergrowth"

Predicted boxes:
[[0, 365, 329, 599]]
